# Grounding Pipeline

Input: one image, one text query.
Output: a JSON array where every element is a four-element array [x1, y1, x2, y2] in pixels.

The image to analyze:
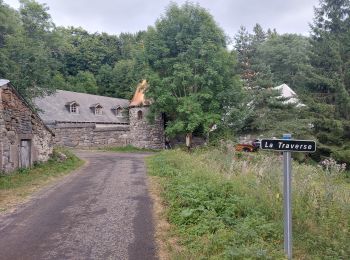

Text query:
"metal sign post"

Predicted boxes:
[[260, 134, 316, 260], [283, 134, 292, 260]]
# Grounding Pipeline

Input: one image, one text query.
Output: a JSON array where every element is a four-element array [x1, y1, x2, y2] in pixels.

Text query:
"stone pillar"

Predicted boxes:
[[129, 106, 164, 149]]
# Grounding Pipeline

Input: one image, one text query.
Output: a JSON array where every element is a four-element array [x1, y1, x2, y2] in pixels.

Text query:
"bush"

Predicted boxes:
[[332, 149, 350, 166]]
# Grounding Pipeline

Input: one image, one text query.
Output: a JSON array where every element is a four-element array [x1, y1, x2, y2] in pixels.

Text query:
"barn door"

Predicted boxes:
[[20, 140, 31, 168]]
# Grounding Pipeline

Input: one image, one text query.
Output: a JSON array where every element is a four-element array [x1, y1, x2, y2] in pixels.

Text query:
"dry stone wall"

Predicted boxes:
[[0, 86, 54, 173], [51, 123, 130, 148]]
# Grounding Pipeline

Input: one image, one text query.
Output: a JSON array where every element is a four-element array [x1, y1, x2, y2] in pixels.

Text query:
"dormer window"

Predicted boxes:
[[71, 103, 78, 113], [66, 101, 80, 114], [95, 106, 102, 115], [112, 106, 123, 117], [90, 103, 103, 115]]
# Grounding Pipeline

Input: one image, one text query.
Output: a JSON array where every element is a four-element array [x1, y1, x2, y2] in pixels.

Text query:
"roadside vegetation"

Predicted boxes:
[[100, 144, 157, 153], [0, 148, 83, 212], [147, 148, 350, 259]]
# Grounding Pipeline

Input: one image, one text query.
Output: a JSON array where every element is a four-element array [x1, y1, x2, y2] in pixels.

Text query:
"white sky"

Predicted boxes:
[[4, 0, 320, 38]]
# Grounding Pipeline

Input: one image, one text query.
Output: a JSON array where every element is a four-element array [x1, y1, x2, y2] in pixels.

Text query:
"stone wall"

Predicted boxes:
[[129, 106, 165, 149], [0, 86, 54, 173], [51, 123, 130, 148]]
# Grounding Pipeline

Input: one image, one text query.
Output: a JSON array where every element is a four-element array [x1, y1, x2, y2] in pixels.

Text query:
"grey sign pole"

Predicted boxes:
[[260, 135, 316, 259], [283, 134, 292, 259]]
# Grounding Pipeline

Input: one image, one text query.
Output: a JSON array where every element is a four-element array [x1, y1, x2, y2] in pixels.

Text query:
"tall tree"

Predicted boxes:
[[309, 0, 350, 119], [2, 0, 57, 99], [144, 3, 243, 139], [258, 34, 312, 91], [0, 1, 21, 77]]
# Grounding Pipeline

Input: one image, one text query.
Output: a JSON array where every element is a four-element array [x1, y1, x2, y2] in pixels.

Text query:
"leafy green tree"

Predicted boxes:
[[1, 0, 59, 99], [258, 34, 312, 91], [96, 64, 114, 96], [144, 3, 243, 140], [51, 72, 67, 90], [112, 59, 141, 99], [69, 71, 98, 94], [19, 0, 53, 40], [0, 1, 21, 77]]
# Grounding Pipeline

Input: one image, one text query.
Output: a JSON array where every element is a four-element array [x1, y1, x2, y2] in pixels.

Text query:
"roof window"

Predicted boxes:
[[112, 106, 123, 117], [90, 103, 103, 115], [66, 101, 80, 114]]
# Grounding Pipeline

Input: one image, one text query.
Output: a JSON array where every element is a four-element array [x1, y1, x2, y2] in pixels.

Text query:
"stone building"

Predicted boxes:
[[0, 79, 54, 173], [129, 80, 165, 149], [34, 80, 165, 149]]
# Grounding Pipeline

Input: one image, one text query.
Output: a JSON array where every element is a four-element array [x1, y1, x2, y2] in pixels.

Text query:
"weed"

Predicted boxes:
[[147, 149, 350, 259], [99, 144, 158, 153]]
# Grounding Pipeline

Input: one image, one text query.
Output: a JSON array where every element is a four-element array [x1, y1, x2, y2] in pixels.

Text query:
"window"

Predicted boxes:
[[137, 110, 143, 120], [95, 106, 103, 115], [116, 107, 123, 117], [70, 103, 79, 114]]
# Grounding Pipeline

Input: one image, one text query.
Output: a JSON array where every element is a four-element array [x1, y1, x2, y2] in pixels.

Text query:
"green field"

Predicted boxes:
[[147, 148, 350, 259]]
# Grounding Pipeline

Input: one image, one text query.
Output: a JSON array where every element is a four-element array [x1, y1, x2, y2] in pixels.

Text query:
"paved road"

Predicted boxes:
[[0, 151, 156, 260]]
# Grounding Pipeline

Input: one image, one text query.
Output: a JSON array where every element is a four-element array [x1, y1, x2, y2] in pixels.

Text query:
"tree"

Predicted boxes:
[[306, 0, 350, 160], [19, 0, 54, 40], [144, 3, 243, 141], [234, 26, 313, 137], [0, 0, 59, 99], [258, 34, 312, 91], [0, 1, 21, 77], [69, 71, 98, 94], [234, 24, 274, 89], [309, 0, 350, 119]]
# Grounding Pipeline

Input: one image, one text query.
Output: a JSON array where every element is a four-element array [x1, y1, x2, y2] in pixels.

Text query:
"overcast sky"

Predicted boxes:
[[4, 0, 320, 38]]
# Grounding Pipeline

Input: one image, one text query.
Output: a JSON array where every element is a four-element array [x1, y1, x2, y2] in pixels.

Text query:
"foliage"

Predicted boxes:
[[147, 148, 350, 259], [233, 26, 314, 136], [99, 144, 158, 153], [144, 3, 243, 137], [0, 0, 58, 99], [68, 70, 98, 94], [306, 0, 350, 158], [332, 149, 350, 166], [1, 0, 350, 155]]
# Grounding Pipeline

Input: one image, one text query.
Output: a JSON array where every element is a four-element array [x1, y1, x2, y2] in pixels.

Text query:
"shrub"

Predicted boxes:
[[332, 149, 350, 166]]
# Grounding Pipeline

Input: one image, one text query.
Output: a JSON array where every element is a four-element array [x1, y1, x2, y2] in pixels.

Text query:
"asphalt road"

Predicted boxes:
[[0, 151, 156, 260]]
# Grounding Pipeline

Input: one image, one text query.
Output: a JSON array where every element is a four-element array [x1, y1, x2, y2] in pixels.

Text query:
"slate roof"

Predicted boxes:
[[0, 79, 10, 86], [273, 83, 305, 107], [34, 90, 129, 124]]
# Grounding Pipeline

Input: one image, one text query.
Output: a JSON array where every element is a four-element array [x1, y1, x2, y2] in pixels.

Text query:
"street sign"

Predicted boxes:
[[260, 135, 317, 260], [260, 139, 316, 152]]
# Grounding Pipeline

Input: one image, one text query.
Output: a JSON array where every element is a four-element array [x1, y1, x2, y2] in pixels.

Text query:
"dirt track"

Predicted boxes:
[[0, 151, 156, 260]]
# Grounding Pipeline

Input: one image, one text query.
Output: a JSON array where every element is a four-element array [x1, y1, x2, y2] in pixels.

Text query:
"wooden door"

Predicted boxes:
[[20, 140, 31, 168]]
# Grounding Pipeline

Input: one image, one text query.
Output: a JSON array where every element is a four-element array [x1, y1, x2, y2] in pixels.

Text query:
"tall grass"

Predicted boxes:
[[99, 144, 158, 153], [147, 148, 350, 259]]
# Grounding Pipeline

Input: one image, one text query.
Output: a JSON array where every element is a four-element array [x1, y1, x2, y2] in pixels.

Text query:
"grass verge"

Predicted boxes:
[[146, 148, 350, 259], [99, 144, 158, 153], [0, 148, 84, 212]]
